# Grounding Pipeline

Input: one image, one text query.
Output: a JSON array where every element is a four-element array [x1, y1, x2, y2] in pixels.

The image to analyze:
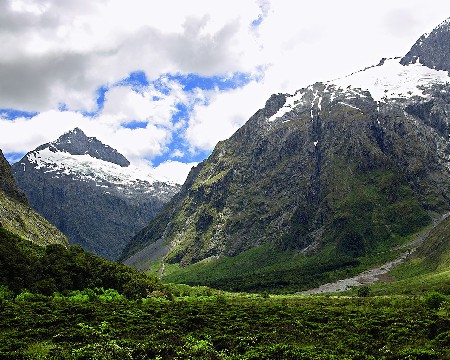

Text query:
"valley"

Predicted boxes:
[[0, 12, 449, 360]]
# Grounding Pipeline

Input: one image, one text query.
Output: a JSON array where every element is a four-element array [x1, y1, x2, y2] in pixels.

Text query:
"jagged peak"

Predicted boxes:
[[400, 16, 450, 73], [33, 128, 130, 167]]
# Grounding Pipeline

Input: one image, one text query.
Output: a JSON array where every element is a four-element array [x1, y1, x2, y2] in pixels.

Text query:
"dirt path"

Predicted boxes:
[[300, 213, 449, 295]]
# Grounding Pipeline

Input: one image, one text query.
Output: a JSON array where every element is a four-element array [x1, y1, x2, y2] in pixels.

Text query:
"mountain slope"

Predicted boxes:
[[12, 128, 180, 260], [0, 149, 68, 246], [363, 213, 450, 296], [0, 149, 27, 205], [122, 19, 450, 292], [0, 226, 168, 298]]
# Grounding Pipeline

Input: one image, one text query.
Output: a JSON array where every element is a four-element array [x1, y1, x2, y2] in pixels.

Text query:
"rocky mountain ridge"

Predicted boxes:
[[122, 17, 450, 287], [12, 129, 180, 260], [35, 127, 130, 167]]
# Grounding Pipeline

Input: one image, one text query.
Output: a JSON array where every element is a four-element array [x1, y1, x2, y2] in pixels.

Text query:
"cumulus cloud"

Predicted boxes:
[[0, 0, 261, 112], [0, 108, 173, 164], [152, 160, 198, 185], [2, 0, 450, 184], [185, 80, 268, 150]]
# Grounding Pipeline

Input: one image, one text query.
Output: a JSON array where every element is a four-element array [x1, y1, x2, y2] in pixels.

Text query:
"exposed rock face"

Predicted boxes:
[[12, 129, 180, 260], [401, 18, 450, 73], [122, 18, 450, 272], [0, 150, 68, 246]]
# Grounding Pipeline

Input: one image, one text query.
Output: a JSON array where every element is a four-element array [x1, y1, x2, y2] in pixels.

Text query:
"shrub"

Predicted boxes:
[[424, 292, 448, 310], [97, 289, 125, 302], [357, 286, 371, 297], [15, 291, 48, 302], [0, 285, 13, 300]]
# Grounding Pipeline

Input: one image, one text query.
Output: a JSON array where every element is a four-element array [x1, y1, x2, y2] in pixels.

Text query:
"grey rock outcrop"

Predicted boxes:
[[38, 127, 130, 167], [401, 17, 450, 72]]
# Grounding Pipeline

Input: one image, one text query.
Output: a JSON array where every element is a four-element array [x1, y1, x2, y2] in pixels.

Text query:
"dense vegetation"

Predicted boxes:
[[161, 237, 412, 294], [0, 292, 449, 359], [0, 227, 168, 299], [1, 190, 450, 359]]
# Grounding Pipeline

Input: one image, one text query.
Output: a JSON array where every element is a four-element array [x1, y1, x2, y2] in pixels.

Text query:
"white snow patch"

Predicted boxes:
[[27, 148, 174, 186], [268, 91, 304, 122], [338, 102, 362, 112], [331, 58, 450, 102]]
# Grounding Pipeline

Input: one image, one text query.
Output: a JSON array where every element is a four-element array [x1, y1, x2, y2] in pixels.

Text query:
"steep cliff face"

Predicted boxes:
[[12, 128, 180, 260], [122, 19, 450, 284], [0, 150, 68, 246]]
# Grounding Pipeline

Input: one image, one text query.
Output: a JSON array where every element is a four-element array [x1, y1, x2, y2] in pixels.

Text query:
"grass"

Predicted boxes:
[[162, 241, 410, 294]]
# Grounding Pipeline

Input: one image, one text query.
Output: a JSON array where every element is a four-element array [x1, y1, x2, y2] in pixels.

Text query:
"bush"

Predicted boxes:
[[424, 292, 448, 310], [97, 289, 125, 302], [15, 291, 48, 302], [0, 285, 13, 300], [357, 286, 371, 297]]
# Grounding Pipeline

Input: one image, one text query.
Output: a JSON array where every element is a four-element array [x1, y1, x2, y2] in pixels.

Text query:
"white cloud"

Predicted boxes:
[[0, 109, 173, 163], [2, 0, 450, 184], [0, 110, 86, 153], [152, 160, 198, 185], [0, 0, 261, 112], [185, 80, 269, 150]]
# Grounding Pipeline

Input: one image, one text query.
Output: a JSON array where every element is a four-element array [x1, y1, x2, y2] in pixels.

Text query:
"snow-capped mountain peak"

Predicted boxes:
[[330, 57, 450, 102], [24, 128, 175, 188], [267, 57, 450, 123], [12, 129, 180, 260], [36, 127, 130, 167], [26, 148, 170, 189]]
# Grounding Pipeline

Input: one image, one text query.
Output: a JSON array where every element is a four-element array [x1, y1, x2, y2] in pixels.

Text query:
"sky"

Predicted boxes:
[[1, 0, 450, 184]]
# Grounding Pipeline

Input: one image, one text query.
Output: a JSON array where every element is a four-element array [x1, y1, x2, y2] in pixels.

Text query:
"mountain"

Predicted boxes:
[[0, 149, 28, 205], [400, 18, 450, 72], [121, 18, 450, 292], [0, 149, 68, 246], [12, 128, 180, 260]]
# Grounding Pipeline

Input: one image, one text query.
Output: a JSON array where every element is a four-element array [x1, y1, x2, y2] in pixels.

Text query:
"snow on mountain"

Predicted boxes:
[[26, 147, 173, 190], [331, 57, 450, 101], [268, 57, 450, 123], [12, 128, 180, 260]]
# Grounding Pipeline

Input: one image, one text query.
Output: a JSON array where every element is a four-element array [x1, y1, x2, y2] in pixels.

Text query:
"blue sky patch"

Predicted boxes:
[[251, 15, 264, 28], [122, 120, 148, 129], [115, 71, 149, 91], [5, 152, 25, 164], [168, 72, 253, 92], [0, 109, 38, 120]]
